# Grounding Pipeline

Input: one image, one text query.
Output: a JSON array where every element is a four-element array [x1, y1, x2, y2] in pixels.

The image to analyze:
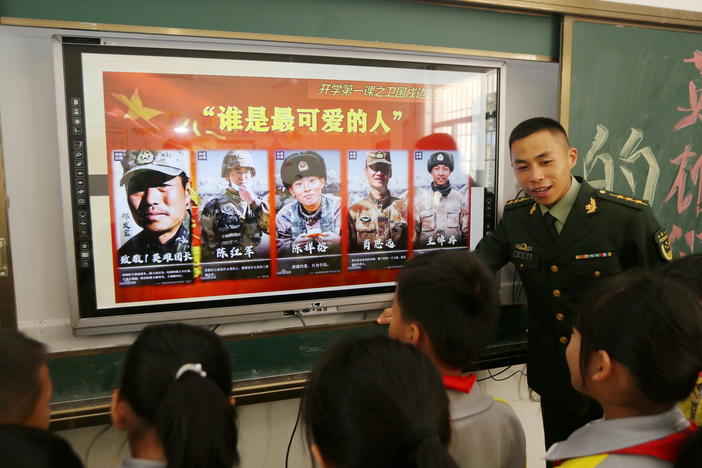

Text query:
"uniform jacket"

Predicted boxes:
[[475, 178, 670, 399], [414, 187, 468, 248], [118, 214, 191, 265], [348, 192, 407, 251], [545, 406, 695, 467], [199, 190, 269, 261], [447, 384, 527, 468], [275, 193, 341, 256]]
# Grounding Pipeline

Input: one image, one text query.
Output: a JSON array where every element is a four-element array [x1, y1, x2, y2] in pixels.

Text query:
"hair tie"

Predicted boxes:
[[175, 363, 207, 380], [404, 427, 438, 451]]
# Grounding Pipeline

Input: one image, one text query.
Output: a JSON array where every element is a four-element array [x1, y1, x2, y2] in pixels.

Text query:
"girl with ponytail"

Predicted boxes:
[[111, 323, 239, 468], [302, 335, 458, 468]]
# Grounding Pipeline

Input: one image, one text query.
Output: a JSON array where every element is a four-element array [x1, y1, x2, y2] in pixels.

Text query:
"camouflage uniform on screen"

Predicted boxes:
[[200, 150, 269, 261], [276, 151, 341, 256], [348, 151, 408, 252], [118, 213, 192, 264], [414, 151, 469, 248]]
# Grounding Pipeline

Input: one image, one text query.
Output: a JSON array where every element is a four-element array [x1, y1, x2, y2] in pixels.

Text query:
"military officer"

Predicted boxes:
[[200, 150, 269, 261], [474, 117, 671, 449], [348, 151, 408, 252], [276, 151, 341, 256], [414, 151, 469, 248], [118, 150, 192, 264]]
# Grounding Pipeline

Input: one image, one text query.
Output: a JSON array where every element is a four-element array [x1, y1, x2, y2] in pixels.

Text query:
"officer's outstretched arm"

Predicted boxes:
[[473, 218, 511, 272]]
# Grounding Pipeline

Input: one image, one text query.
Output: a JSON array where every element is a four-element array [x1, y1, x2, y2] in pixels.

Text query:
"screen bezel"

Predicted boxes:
[[55, 35, 502, 334]]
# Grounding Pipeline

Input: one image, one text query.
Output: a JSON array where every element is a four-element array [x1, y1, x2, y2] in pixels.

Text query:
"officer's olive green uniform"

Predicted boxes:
[[475, 177, 671, 444]]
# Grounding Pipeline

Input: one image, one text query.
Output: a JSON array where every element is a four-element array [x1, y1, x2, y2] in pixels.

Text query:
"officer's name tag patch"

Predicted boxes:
[[574, 252, 613, 260], [513, 251, 533, 261]]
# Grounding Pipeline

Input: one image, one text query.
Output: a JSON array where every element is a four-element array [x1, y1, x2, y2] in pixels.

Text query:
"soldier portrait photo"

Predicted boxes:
[[116, 149, 192, 267], [198, 149, 270, 263], [413, 150, 469, 250], [275, 150, 341, 258], [347, 150, 408, 254]]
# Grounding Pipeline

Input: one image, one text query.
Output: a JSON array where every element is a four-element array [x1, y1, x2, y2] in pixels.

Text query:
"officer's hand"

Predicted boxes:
[[239, 182, 257, 205], [376, 307, 394, 325], [292, 233, 312, 247]]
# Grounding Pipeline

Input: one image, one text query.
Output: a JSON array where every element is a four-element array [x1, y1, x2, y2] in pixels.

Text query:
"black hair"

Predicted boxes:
[[0, 329, 47, 425], [508, 117, 570, 149], [396, 251, 499, 370], [0, 425, 84, 468], [302, 335, 458, 468], [664, 253, 702, 301], [118, 323, 239, 468], [575, 270, 702, 406], [674, 428, 702, 468]]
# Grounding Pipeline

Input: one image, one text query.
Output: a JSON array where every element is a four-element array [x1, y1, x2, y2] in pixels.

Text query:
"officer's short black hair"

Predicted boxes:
[[509, 117, 570, 149], [396, 251, 499, 370], [0, 330, 47, 425]]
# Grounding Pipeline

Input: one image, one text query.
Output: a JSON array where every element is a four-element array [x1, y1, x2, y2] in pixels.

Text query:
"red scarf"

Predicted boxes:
[[442, 374, 477, 393]]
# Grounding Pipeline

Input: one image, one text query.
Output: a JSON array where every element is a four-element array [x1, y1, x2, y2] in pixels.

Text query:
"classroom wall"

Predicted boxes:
[[0, 20, 557, 468], [613, 0, 702, 12]]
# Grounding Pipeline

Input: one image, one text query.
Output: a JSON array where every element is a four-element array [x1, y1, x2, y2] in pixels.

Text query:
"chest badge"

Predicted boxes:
[[515, 243, 533, 252], [585, 197, 597, 214]]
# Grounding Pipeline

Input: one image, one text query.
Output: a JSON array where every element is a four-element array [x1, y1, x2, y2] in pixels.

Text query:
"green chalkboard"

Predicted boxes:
[[565, 19, 702, 257], [0, 0, 558, 59], [48, 306, 527, 407]]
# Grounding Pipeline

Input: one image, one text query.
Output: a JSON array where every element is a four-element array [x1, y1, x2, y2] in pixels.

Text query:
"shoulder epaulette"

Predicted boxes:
[[504, 196, 533, 210], [594, 189, 648, 209]]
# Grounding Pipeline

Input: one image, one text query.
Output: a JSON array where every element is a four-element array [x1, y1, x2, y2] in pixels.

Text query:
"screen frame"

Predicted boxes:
[[53, 34, 504, 335]]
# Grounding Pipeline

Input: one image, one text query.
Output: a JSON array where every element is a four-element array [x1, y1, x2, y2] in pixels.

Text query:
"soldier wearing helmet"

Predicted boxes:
[[348, 151, 407, 252], [199, 150, 269, 261], [414, 151, 468, 248], [117, 150, 192, 265], [276, 151, 341, 256]]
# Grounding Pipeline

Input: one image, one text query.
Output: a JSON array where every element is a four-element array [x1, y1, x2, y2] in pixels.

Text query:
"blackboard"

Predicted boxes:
[[48, 305, 527, 428], [563, 18, 702, 257]]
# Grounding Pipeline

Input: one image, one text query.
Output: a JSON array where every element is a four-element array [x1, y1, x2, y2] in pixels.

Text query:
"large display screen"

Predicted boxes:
[[60, 40, 498, 325]]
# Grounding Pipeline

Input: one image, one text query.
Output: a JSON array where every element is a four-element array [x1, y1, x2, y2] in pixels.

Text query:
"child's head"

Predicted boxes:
[[111, 323, 239, 468], [664, 253, 702, 301], [567, 270, 702, 413], [0, 329, 51, 429], [388, 250, 499, 371], [303, 335, 458, 468]]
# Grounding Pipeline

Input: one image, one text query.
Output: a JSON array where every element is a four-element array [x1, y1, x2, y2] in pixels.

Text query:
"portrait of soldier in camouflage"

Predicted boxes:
[[276, 151, 341, 257], [117, 150, 192, 265], [199, 150, 270, 262], [414, 151, 469, 249], [348, 151, 408, 252]]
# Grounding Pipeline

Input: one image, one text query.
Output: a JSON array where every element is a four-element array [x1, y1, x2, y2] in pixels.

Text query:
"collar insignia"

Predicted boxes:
[[529, 203, 537, 215], [585, 197, 597, 214]]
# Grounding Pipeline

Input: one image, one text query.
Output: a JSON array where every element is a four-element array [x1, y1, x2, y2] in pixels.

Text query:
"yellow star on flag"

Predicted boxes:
[[112, 89, 163, 128]]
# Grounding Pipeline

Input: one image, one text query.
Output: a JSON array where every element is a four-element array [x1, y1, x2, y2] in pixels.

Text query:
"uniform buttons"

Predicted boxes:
[[560, 336, 568, 344], [594, 271, 601, 277], [552, 289, 561, 298], [556, 313, 565, 321], [550, 265, 559, 273], [519, 264, 524, 269]]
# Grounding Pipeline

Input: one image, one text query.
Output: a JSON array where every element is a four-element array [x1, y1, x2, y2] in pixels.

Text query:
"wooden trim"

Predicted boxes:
[[559, 15, 575, 131], [434, 0, 702, 29], [0, 119, 17, 329], [0, 16, 554, 62]]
